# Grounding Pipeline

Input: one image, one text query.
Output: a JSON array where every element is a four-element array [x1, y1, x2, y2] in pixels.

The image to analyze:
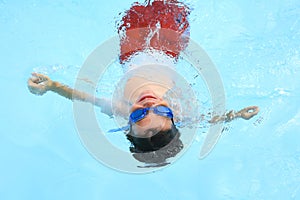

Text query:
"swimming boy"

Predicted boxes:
[[28, 0, 259, 165]]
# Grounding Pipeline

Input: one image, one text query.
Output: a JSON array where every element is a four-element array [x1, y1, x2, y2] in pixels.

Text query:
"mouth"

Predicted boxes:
[[138, 95, 158, 103]]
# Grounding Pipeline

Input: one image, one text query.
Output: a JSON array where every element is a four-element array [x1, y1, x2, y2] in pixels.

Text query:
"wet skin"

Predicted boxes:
[[130, 90, 173, 137]]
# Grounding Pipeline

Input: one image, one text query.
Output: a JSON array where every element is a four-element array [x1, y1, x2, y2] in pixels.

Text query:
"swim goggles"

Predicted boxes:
[[108, 105, 175, 133], [129, 105, 174, 124]]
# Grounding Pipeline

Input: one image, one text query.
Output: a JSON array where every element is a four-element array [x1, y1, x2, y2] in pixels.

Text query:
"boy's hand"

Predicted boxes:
[[237, 106, 260, 120], [27, 73, 53, 95]]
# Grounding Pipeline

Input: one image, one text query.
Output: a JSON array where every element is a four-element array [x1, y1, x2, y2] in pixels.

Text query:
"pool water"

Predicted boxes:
[[1, 0, 300, 199]]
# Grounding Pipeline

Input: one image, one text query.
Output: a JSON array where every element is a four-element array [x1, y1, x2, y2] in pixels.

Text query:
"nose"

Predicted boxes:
[[143, 101, 156, 107]]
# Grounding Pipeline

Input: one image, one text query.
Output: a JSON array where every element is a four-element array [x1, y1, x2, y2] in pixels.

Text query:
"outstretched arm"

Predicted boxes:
[[209, 106, 260, 123], [27, 73, 112, 116]]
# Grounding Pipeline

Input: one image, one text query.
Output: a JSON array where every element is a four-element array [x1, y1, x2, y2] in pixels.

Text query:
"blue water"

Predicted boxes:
[[1, 0, 300, 199]]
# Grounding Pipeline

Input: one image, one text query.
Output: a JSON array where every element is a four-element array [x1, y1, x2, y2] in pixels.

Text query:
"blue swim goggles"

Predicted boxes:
[[129, 105, 174, 124]]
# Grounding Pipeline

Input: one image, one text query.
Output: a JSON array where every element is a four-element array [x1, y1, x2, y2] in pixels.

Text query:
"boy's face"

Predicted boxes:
[[130, 90, 172, 137]]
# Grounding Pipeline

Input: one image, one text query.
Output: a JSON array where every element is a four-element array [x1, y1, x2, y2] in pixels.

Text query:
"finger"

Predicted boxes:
[[31, 73, 43, 82], [32, 76, 39, 82], [238, 106, 260, 120], [28, 78, 35, 86], [31, 72, 39, 77], [28, 79, 39, 89], [36, 73, 49, 82], [251, 106, 259, 115], [28, 76, 41, 84], [31, 73, 49, 83], [31, 72, 44, 79], [246, 106, 260, 115]]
